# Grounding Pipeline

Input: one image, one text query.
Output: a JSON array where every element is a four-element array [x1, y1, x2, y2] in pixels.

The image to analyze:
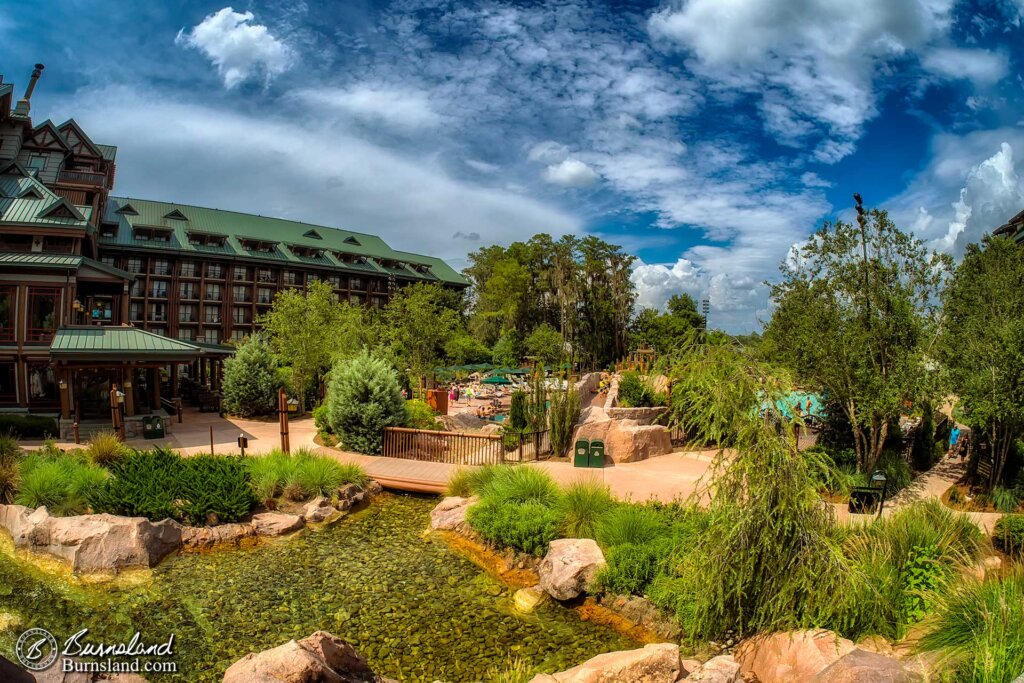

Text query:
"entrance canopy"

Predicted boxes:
[[50, 326, 204, 362]]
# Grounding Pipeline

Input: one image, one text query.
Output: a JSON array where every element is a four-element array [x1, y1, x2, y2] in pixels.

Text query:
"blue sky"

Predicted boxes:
[[3, 0, 1024, 331]]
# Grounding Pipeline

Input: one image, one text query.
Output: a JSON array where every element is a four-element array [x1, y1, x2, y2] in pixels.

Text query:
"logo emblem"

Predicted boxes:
[[15, 628, 59, 671]]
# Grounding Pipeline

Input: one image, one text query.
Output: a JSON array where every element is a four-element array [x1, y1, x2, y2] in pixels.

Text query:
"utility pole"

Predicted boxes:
[[854, 193, 871, 324], [701, 298, 710, 343]]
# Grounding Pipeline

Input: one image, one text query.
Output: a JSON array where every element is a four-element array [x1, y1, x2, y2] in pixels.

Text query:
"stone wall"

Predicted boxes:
[[605, 376, 669, 425]]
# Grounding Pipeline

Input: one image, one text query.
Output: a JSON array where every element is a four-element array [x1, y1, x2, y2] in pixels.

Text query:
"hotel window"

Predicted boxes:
[[202, 329, 220, 344], [206, 263, 224, 279], [205, 284, 222, 300], [0, 363, 16, 404], [327, 275, 342, 289], [27, 363, 57, 405], [178, 304, 198, 322], [149, 281, 168, 298], [283, 271, 300, 286], [179, 282, 197, 300], [308, 273, 320, 284], [257, 287, 274, 304], [231, 329, 247, 342], [204, 305, 221, 324], [177, 328, 195, 342], [232, 286, 251, 303], [43, 237, 74, 253], [100, 256, 116, 267], [127, 258, 143, 273], [0, 287, 14, 342], [26, 154, 47, 174], [180, 261, 197, 278], [152, 259, 171, 275], [257, 268, 274, 283], [232, 306, 251, 324], [149, 327, 167, 337], [233, 266, 250, 281], [26, 288, 60, 343], [148, 303, 167, 322], [129, 302, 143, 321], [371, 295, 386, 308], [349, 293, 364, 305], [130, 279, 144, 297], [350, 277, 364, 291]]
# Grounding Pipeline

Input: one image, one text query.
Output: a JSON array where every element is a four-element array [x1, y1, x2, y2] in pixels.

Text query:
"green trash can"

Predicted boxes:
[[574, 439, 591, 468], [589, 439, 606, 468], [143, 416, 165, 440]]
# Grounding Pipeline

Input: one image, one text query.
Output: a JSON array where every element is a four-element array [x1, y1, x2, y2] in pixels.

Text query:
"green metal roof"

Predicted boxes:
[[95, 144, 118, 161], [101, 197, 468, 286], [50, 326, 203, 360], [0, 252, 132, 280], [0, 167, 91, 229]]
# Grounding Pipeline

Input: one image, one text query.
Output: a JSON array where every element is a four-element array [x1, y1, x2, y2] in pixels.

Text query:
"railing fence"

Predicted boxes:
[[382, 427, 552, 465]]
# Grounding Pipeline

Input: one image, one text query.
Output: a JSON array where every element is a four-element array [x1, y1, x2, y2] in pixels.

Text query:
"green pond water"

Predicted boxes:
[[0, 493, 633, 682]]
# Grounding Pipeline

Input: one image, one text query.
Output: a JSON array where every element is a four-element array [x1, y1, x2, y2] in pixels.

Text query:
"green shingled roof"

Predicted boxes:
[[101, 197, 468, 286], [0, 252, 132, 280], [50, 326, 203, 360], [0, 166, 91, 229]]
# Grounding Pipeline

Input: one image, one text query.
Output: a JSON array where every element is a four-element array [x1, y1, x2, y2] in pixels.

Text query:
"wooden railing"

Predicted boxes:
[[59, 169, 107, 187], [381, 427, 553, 465]]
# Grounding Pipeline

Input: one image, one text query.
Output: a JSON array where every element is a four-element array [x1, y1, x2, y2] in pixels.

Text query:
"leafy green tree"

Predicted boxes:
[[443, 333, 491, 365], [629, 294, 704, 353], [940, 235, 1024, 487], [492, 330, 522, 367], [325, 350, 406, 454], [383, 283, 462, 387], [220, 334, 282, 417], [524, 323, 564, 366], [259, 281, 362, 409], [764, 209, 950, 472]]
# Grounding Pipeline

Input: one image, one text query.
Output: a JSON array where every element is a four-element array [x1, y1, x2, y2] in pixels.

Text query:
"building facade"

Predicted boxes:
[[0, 66, 467, 426]]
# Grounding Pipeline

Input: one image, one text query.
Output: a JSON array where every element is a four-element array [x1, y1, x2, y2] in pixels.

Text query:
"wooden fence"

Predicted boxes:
[[382, 427, 552, 465]]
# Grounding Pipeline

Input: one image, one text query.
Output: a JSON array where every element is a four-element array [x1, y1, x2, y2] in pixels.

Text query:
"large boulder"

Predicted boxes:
[[251, 513, 304, 537], [811, 649, 922, 683], [529, 643, 681, 683], [303, 497, 344, 524], [10, 508, 182, 573], [736, 630, 855, 683], [223, 630, 394, 683], [572, 419, 671, 463], [0, 504, 38, 545], [681, 655, 740, 682], [538, 538, 606, 601], [429, 496, 476, 531]]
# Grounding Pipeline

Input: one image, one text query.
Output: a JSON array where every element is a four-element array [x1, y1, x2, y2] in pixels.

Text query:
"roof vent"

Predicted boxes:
[[18, 186, 45, 200], [116, 203, 139, 215], [303, 229, 322, 240], [164, 209, 188, 221], [343, 236, 361, 246]]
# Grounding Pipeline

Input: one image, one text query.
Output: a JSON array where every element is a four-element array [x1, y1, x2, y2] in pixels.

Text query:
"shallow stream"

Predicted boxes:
[[0, 493, 633, 681]]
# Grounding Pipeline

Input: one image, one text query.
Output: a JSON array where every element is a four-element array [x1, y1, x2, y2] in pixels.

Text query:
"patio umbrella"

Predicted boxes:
[[481, 376, 512, 385]]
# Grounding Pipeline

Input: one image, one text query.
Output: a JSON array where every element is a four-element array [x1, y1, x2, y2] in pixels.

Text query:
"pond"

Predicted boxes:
[[0, 493, 634, 681]]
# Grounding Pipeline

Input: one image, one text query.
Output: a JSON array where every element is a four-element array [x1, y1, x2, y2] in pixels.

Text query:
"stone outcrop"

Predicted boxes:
[[223, 630, 395, 683], [429, 496, 476, 531], [736, 630, 855, 683], [303, 497, 344, 523], [529, 643, 681, 683], [538, 538, 606, 601], [251, 512, 305, 537], [596, 594, 683, 642], [680, 655, 740, 682], [179, 522, 256, 551], [811, 649, 922, 683], [572, 418, 672, 463]]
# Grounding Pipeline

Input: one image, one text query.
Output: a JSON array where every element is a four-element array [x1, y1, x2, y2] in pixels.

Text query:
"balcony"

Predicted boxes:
[[58, 169, 108, 187]]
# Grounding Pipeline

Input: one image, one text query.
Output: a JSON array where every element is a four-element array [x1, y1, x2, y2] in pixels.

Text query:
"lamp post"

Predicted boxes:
[[870, 470, 888, 518]]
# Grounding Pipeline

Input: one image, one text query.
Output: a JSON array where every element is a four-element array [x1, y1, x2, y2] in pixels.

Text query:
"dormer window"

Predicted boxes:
[[290, 244, 325, 259], [240, 238, 278, 253], [343, 236, 361, 246], [133, 226, 172, 243], [333, 251, 368, 265], [303, 229, 322, 240], [116, 203, 139, 215], [163, 209, 188, 221], [99, 222, 118, 238], [187, 232, 226, 248]]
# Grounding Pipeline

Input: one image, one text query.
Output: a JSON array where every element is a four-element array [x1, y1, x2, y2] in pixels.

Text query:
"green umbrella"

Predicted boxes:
[[481, 376, 512, 385], [507, 367, 531, 375]]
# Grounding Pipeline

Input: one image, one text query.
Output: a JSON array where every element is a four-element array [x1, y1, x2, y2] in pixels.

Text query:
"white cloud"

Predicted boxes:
[[632, 258, 704, 310], [800, 172, 834, 188], [922, 47, 1009, 85], [176, 7, 292, 89], [464, 159, 500, 174], [542, 158, 599, 187], [528, 141, 570, 164], [294, 85, 443, 130]]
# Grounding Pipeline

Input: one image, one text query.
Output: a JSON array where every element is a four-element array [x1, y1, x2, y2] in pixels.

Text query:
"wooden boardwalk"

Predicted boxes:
[[316, 447, 454, 494]]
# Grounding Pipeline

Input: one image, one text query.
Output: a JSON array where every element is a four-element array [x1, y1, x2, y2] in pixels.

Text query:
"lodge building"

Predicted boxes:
[[0, 65, 467, 435]]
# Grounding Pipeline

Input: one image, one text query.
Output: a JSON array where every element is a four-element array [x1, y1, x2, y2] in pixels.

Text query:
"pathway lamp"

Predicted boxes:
[[870, 470, 888, 518]]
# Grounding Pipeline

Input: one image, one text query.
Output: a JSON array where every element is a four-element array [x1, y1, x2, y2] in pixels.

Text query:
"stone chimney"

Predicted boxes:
[[13, 63, 43, 117]]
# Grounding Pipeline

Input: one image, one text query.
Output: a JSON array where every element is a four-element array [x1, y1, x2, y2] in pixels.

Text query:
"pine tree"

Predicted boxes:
[[221, 334, 281, 417], [325, 350, 406, 454]]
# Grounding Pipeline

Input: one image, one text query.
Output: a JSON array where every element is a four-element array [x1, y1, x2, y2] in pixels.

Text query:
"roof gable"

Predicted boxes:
[[37, 197, 85, 221], [0, 160, 31, 178], [303, 229, 323, 239], [115, 202, 139, 215], [56, 119, 102, 158], [164, 209, 189, 221], [343, 236, 361, 246], [17, 185, 45, 200], [28, 120, 71, 153]]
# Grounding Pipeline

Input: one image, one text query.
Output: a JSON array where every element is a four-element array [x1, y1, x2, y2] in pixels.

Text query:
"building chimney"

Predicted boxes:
[[23, 64, 44, 101]]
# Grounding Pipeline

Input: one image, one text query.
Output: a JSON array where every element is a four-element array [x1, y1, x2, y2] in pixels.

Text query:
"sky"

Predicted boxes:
[[2, 0, 1024, 332]]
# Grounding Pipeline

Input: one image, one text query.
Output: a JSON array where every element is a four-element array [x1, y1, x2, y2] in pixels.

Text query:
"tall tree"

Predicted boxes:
[[383, 283, 462, 387], [940, 235, 1024, 487], [764, 208, 950, 472]]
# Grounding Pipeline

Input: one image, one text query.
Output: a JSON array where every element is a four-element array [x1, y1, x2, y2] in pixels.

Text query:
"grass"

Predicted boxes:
[[919, 570, 1024, 683], [993, 514, 1024, 557], [466, 499, 561, 556], [0, 433, 22, 504], [557, 479, 615, 538], [15, 450, 109, 516], [991, 487, 1021, 514], [445, 464, 501, 498], [477, 466, 561, 507], [596, 505, 665, 547], [484, 656, 534, 683], [245, 449, 369, 507], [84, 431, 127, 466]]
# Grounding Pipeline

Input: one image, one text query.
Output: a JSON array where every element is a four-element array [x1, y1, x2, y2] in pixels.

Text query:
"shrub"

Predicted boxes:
[[509, 391, 528, 431], [245, 450, 367, 505], [617, 371, 662, 408], [0, 433, 22, 504], [325, 350, 406, 454], [295, 452, 368, 497], [991, 487, 1020, 514], [994, 514, 1024, 557], [92, 448, 254, 524], [478, 466, 560, 507], [405, 399, 441, 431], [312, 404, 330, 435], [221, 334, 282, 417], [0, 414, 57, 438], [85, 431, 126, 466], [467, 500, 561, 555], [445, 465, 500, 497], [919, 571, 1024, 683], [557, 480, 615, 538], [873, 449, 913, 495], [597, 538, 675, 595], [16, 451, 108, 516], [597, 505, 665, 547], [549, 384, 582, 457]]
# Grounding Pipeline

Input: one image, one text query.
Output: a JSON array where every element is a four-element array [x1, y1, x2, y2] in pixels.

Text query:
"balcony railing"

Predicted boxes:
[[58, 169, 107, 187]]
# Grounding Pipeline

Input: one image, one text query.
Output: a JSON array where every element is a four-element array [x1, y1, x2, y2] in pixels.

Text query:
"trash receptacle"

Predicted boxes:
[[143, 416, 165, 440], [589, 439, 605, 468], [574, 439, 590, 468]]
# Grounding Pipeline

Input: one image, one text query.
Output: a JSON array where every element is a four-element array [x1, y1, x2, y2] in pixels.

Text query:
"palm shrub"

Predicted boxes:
[[325, 350, 406, 454], [993, 514, 1024, 557], [0, 433, 22, 504], [557, 479, 614, 538], [919, 570, 1024, 683], [221, 334, 282, 417], [85, 430, 126, 466], [549, 383, 582, 457]]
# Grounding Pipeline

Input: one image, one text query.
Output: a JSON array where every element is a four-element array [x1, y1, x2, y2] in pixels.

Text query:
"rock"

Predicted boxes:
[[736, 630, 855, 683], [572, 419, 672, 464], [480, 423, 502, 435], [303, 497, 343, 523], [223, 630, 393, 683], [0, 504, 36, 545], [251, 512, 304, 537], [597, 594, 683, 642], [513, 585, 549, 613], [529, 643, 681, 683], [811, 649, 922, 682], [365, 480, 383, 497], [429, 496, 476, 531], [681, 655, 740, 682], [681, 659, 702, 677], [854, 636, 895, 658], [337, 484, 367, 510], [538, 538, 606, 601], [180, 523, 255, 551]]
